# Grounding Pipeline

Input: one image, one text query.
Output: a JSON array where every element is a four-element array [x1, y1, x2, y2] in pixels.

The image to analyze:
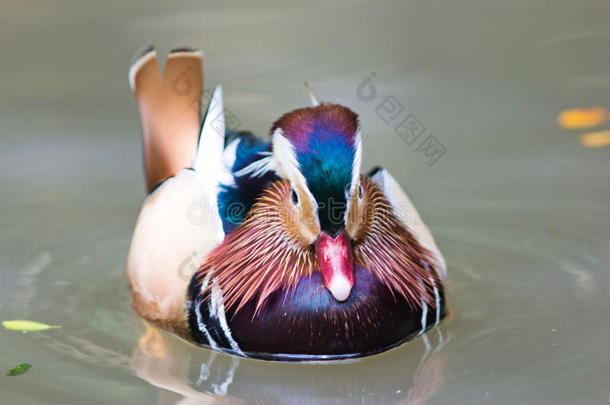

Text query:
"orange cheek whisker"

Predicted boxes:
[[194, 180, 316, 317], [353, 178, 441, 310], [195, 177, 441, 318]]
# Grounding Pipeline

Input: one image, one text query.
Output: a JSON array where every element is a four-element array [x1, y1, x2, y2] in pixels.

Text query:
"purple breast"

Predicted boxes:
[[187, 266, 445, 361]]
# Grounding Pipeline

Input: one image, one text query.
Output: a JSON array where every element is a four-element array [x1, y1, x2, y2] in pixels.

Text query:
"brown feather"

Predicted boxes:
[[352, 177, 439, 307], [196, 180, 316, 316], [131, 46, 203, 192]]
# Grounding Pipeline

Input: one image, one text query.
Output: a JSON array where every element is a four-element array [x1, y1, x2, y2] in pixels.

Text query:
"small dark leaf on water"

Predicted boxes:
[[7, 363, 31, 376]]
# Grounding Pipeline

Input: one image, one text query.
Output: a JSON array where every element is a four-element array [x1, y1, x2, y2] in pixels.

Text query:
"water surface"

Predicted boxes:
[[1, 1, 610, 404]]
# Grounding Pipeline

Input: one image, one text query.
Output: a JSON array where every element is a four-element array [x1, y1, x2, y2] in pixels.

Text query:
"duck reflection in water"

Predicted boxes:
[[131, 321, 450, 405]]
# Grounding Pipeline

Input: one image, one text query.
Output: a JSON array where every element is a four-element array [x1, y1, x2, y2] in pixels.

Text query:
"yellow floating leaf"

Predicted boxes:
[[557, 107, 608, 130], [580, 131, 610, 148], [2, 320, 61, 331]]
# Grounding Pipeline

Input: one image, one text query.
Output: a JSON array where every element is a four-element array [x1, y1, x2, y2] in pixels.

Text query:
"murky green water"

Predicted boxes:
[[1, 1, 610, 404]]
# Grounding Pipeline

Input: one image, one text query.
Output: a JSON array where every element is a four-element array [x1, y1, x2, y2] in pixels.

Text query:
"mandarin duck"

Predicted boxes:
[[126, 44, 447, 361]]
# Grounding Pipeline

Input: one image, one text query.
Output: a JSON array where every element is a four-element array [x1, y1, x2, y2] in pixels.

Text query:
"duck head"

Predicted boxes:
[[269, 104, 362, 302]]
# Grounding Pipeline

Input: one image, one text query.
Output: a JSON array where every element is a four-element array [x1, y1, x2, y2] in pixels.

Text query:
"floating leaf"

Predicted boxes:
[[2, 320, 61, 331], [557, 107, 608, 130], [580, 131, 610, 148], [7, 363, 32, 377]]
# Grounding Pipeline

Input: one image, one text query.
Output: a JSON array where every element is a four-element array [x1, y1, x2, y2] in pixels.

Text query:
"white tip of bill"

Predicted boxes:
[[328, 275, 352, 302]]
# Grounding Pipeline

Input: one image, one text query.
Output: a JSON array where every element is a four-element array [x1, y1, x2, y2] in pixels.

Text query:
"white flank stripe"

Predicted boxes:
[[418, 297, 428, 336], [196, 273, 219, 350], [211, 278, 245, 356], [429, 273, 441, 326]]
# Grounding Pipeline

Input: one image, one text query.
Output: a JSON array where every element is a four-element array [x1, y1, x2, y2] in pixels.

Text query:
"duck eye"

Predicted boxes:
[[358, 184, 363, 200], [290, 189, 300, 206]]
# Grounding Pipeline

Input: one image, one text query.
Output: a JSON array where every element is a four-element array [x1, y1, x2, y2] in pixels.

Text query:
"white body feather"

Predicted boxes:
[[127, 86, 227, 334]]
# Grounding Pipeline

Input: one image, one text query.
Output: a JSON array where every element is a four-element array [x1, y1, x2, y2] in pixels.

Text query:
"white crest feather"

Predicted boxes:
[[350, 128, 363, 194], [233, 151, 276, 178], [271, 129, 318, 209], [271, 129, 300, 180]]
